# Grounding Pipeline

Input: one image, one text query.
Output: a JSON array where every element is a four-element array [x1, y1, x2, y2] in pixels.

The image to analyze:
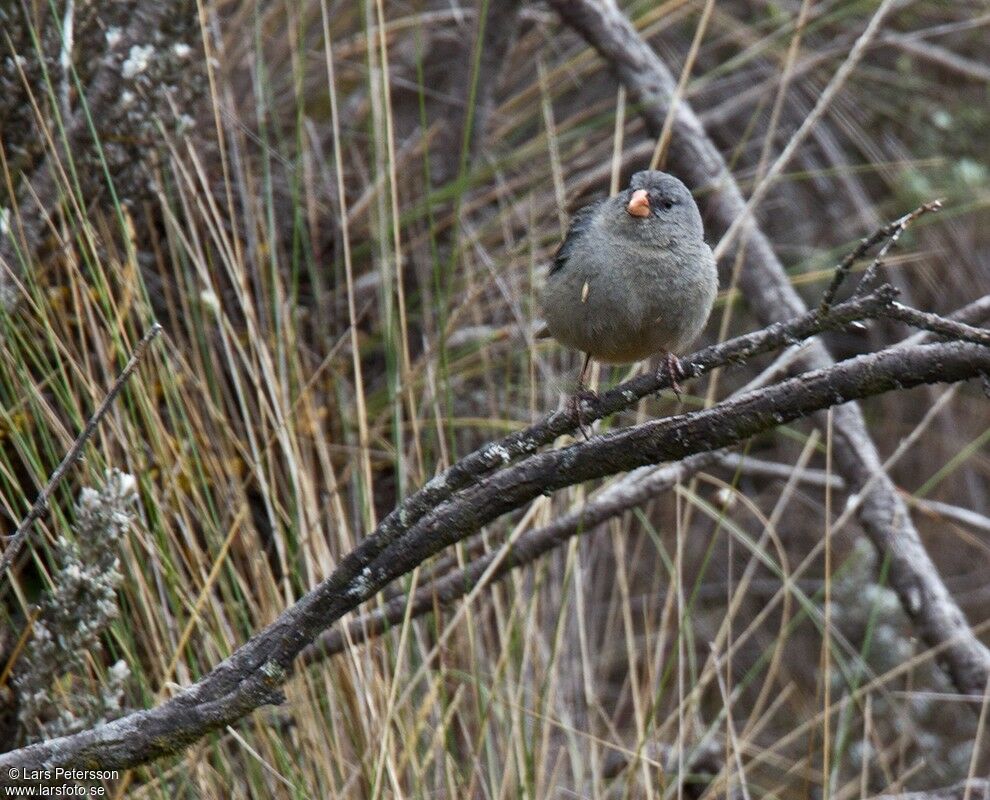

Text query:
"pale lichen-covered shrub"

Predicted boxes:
[[0, 1, 205, 305], [14, 470, 138, 743]]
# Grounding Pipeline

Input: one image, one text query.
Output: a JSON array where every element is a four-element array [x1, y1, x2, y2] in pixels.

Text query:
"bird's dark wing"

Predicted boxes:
[[549, 199, 604, 276]]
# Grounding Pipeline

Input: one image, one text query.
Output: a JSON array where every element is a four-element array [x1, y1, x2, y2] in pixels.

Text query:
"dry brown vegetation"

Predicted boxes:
[[0, 0, 988, 797]]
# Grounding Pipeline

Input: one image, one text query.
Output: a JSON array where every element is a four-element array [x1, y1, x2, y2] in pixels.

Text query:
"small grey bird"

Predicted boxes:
[[541, 170, 718, 394]]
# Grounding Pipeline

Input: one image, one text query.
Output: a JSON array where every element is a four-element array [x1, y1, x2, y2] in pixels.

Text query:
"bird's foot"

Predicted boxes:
[[568, 389, 598, 440], [657, 352, 686, 400]]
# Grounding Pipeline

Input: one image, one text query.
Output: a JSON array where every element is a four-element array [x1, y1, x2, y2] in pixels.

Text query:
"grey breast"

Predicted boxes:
[[542, 196, 718, 363]]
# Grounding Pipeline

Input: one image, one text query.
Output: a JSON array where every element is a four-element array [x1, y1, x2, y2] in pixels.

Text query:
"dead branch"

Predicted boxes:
[[301, 451, 723, 663]]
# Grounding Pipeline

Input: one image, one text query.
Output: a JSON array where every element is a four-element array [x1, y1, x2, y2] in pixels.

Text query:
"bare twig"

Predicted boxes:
[[0, 324, 163, 576], [819, 200, 942, 313], [883, 31, 990, 83], [887, 302, 990, 347], [708, 0, 902, 260], [853, 201, 944, 298], [908, 498, 990, 537]]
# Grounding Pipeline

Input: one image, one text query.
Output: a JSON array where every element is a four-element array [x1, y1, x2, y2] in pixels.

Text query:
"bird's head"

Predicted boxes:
[[617, 170, 704, 242]]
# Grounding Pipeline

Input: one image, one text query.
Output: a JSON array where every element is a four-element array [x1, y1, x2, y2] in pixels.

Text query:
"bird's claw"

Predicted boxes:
[[568, 389, 598, 440], [658, 353, 686, 400]]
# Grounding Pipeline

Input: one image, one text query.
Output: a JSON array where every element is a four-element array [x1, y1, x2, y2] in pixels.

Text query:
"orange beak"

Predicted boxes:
[[626, 189, 650, 217]]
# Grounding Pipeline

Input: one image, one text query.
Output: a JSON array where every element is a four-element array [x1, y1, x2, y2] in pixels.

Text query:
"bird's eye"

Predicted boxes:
[[660, 197, 675, 210]]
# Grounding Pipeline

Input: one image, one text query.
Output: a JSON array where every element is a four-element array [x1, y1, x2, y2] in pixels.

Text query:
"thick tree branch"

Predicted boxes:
[[303, 291, 990, 663], [301, 451, 724, 663], [157, 291, 897, 710], [345, 342, 990, 628], [546, 0, 990, 700], [2, 334, 989, 776], [131, 289, 888, 715], [165, 289, 892, 703]]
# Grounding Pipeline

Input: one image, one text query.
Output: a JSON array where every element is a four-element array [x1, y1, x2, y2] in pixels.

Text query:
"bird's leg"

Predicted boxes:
[[657, 351, 685, 399], [569, 352, 595, 439], [576, 351, 592, 395]]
